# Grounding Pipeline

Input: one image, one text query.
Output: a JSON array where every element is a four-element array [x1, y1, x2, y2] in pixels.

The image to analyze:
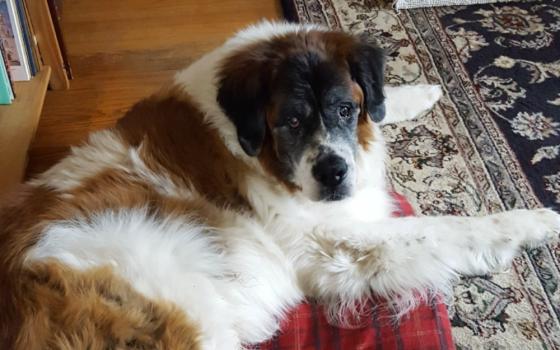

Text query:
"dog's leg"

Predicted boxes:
[[299, 208, 559, 317], [382, 84, 442, 124]]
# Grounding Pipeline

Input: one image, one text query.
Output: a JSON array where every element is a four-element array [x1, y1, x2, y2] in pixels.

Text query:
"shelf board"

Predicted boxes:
[[0, 66, 52, 194]]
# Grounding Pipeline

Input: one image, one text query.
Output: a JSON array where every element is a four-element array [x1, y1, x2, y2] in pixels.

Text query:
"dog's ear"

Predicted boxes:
[[347, 39, 386, 122], [217, 50, 274, 157]]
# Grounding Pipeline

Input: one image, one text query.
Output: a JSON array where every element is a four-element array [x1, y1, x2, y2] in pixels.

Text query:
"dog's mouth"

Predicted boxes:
[[318, 186, 351, 202]]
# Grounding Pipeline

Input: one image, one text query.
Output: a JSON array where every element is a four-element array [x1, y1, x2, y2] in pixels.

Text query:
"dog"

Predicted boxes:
[[1, 21, 558, 349]]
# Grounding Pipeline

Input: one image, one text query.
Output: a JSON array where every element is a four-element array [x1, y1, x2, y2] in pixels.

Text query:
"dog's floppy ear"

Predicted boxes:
[[217, 51, 274, 157], [347, 39, 386, 122]]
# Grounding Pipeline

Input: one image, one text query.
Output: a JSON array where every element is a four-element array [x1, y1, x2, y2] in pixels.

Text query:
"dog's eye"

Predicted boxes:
[[289, 117, 300, 129], [339, 105, 352, 119]]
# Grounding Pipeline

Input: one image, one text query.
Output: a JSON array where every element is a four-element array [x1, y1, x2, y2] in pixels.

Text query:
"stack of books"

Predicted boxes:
[[0, 0, 40, 104]]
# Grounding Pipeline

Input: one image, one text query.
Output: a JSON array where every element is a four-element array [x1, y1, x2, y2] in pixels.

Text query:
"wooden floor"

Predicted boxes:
[[27, 0, 281, 177]]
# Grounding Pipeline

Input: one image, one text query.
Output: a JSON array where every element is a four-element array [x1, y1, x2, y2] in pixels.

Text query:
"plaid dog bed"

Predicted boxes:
[[254, 193, 455, 349]]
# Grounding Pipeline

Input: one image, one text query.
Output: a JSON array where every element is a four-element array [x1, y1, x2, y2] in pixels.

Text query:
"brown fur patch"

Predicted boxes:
[[351, 82, 375, 150], [0, 185, 59, 347], [0, 178, 218, 348], [16, 261, 200, 350], [63, 169, 230, 229], [357, 120, 374, 151], [116, 92, 251, 210], [357, 117, 375, 151]]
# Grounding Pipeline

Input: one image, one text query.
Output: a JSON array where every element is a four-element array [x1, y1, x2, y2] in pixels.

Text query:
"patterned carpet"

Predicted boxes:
[[282, 0, 560, 348]]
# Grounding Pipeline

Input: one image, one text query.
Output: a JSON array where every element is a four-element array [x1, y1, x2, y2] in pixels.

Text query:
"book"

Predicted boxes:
[[0, 41, 14, 104], [15, 0, 37, 75], [21, 0, 42, 74], [0, 38, 14, 94], [0, 0, 31, 81]]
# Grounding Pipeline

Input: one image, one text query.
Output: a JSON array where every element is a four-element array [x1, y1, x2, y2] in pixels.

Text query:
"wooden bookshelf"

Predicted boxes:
[[25, 0, 69, 90], [0, 66, 51, 194]]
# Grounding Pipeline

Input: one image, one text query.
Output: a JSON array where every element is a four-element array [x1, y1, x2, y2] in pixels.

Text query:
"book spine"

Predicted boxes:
[[21, 0, 42, 71], [0, 41, 14, 104], [15, 0, 36, 75], [1, 0, 31, 81]]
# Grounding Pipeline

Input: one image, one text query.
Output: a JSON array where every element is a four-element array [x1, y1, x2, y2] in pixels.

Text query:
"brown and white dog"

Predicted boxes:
[[1, 21, 559, 349]]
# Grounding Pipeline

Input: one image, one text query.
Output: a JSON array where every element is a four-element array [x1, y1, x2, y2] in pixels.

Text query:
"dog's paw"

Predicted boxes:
[[423, 84, 443, 107], [526, 208, 560, 244], [383, 84, 442, 124], [499, 208, 560, 247]]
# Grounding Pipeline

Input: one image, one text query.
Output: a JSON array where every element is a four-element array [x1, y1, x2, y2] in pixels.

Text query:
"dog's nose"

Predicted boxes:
[[312, 155, 348, 188]]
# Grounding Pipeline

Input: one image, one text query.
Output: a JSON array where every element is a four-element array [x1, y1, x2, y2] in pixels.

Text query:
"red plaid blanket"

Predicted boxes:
[[254, 193, 455, 350]]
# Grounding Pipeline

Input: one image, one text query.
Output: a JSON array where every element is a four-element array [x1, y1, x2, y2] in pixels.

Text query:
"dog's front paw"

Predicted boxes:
[[383, 84, 443, 124], [500, 208, 560, 247], [528, 208, 560, 245], [424, 84, 443, 107]]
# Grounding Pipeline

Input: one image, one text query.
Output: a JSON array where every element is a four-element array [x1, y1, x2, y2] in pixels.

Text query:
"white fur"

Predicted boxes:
[[30, 131, 130, 192], [26, 21, 560, 350], [31, 129, 196, 200], [27, 210, 241, 348], [382, 84, 443, 124], [128, 144, 196, 199]]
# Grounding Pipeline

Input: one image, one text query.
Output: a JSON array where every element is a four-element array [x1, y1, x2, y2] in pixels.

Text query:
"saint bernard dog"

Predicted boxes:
[[1, 21, 559, 349]]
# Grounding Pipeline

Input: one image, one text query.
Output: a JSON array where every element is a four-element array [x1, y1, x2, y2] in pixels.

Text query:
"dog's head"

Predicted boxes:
[[217, 28, 385, 201]]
